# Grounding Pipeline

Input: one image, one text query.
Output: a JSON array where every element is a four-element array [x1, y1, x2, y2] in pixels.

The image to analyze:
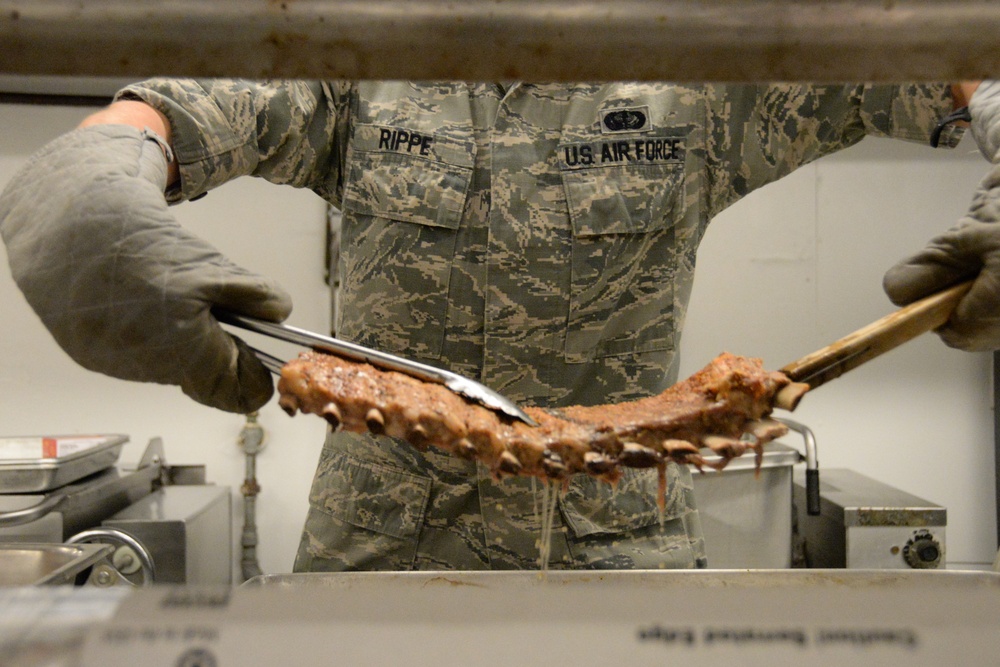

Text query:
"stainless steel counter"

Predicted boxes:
[[4, 569, 1000, 666]]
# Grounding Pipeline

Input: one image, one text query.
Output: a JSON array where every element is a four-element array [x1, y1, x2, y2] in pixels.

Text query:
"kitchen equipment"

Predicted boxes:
[[0, 436, 227, 586], [792, 468, 946, 569], [100, 485, 232, 585], [0, 542, 113, 586], [0, 437, 165, 543], [214, 308, 538, 426], [775, 279, 972, 410], [692, 441, 802, 568], [693, 418, 818, 568], [66, 528, 156, 587], [0, 434, 127, 494]]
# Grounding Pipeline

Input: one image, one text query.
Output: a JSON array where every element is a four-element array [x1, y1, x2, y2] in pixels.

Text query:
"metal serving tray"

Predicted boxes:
[[0, 435, 128, 494], [0, 542, 113, 586]]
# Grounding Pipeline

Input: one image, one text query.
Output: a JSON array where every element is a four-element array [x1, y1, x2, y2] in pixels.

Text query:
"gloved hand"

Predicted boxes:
[[971, 81, 1000, 163], [0, 124, 292, 412], [884, 83, 1000, 351], [883, 164, 1000, 351]]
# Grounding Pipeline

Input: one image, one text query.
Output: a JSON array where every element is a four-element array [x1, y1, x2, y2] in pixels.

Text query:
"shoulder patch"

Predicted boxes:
[[600, 106, 651, 134]]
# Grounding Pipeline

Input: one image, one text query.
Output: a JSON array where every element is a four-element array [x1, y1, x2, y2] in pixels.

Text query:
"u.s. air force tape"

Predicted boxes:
[[560, 135, 685, 169]]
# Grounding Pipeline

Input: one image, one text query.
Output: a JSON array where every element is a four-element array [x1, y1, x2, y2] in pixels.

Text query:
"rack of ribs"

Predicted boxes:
[[276, 350, 793, 485]]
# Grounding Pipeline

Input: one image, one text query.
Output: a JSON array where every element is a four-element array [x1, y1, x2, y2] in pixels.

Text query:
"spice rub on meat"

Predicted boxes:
[[276, 351, 792, 484]]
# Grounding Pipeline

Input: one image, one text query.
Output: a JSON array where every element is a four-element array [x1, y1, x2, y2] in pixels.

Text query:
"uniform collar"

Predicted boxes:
[[496, 82, 520, 96]]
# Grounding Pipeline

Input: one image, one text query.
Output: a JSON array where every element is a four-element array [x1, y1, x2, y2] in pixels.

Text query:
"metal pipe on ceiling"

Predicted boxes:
[[1, 1, 999, 82]]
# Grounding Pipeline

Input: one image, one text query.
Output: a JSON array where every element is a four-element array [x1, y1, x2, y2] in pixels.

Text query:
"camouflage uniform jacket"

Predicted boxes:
[[121, 80, 960, 571]]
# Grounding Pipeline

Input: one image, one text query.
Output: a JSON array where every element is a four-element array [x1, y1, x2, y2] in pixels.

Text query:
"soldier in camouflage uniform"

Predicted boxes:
[[0, 80, 983, 571]]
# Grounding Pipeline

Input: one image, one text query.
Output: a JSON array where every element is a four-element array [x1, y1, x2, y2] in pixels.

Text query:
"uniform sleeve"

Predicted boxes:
[[115, 78, 349, 205], [705, 83, 962, 218]]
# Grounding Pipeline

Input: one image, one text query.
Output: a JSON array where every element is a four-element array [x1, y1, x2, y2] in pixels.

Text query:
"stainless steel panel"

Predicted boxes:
[[0, 501, 62, 543], [0, 466, 161, 542], [243, 568, 1000, 590], [1, 1, 999, 82], [0, 542, 112, 586], [793, 468, 947, 569], [692, 442, 800, 568], [806, 467, 946, 527], [0, 438, 162, 546], [847, 525, 946, 569], [6, 571, 1000, 666], [103, 486, 231, 585]]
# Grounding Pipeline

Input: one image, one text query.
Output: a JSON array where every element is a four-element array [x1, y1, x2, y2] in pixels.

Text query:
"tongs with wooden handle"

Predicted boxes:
[[771, 279, 972, 517], [213, 309, 539, 427], [774, 280, 973, 411]]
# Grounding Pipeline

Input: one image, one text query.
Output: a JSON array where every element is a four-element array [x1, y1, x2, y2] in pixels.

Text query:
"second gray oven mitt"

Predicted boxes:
[[883, 164, 1000, 351], [884, 83, 1000, 352], [0, 124, 292, 412]]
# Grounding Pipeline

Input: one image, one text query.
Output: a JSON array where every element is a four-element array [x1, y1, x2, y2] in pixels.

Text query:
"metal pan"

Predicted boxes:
[[0, 435, 128, 494]]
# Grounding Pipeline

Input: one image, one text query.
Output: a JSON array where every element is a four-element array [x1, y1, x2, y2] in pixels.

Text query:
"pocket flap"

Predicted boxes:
[[342, 124, 474, 230], [562, 166, 676, 236], [559, 466, 692, 538], [310, 453, 432, 540], [559, 133, 685, 237]]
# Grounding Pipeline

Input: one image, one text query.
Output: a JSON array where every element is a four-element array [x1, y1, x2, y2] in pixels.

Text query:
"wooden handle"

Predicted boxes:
[[778, 280, 973, 401]]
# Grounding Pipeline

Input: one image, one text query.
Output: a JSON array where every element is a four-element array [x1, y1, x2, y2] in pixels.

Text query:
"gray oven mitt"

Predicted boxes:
[[0, 124, 292, 412], [883, 83, 1000, 351], [883, 164, 1000, 350]]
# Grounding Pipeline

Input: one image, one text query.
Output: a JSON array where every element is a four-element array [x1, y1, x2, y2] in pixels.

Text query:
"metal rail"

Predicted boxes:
[[1, 1, 1000, 82]]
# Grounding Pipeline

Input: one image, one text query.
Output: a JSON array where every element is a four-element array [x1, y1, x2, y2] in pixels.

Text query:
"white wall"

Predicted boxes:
[[0, 102, 995, 575]]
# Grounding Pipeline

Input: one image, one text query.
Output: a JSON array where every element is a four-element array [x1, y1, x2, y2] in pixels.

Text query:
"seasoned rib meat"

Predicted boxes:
[[276, 351, 792, 483]]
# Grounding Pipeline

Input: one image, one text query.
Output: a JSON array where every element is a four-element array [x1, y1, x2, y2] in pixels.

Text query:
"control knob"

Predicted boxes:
[[902, 530, 943, 569]]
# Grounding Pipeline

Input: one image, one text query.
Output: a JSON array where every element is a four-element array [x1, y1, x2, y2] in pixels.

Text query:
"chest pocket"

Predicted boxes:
[[339, 124, 474, 360], [559, 133, 686, 362]]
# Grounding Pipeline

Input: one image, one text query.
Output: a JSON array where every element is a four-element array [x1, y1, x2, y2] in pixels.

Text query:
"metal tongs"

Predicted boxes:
[[214, 309, 538, 426]]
